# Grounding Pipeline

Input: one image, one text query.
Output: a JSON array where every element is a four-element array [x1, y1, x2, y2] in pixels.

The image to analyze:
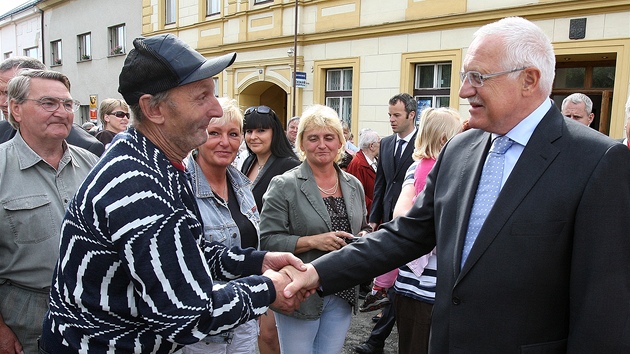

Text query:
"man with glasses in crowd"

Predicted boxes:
[[284, 17, 630, 352], [0, 57, 105, 156], [0, 69, 98, 354]]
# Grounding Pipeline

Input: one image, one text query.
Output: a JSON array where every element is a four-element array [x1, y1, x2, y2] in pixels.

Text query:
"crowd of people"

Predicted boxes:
[[0, 16, 629, 354]]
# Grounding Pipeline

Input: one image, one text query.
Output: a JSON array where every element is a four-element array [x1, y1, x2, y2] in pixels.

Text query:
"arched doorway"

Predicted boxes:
[[239, 81, 289, 126]]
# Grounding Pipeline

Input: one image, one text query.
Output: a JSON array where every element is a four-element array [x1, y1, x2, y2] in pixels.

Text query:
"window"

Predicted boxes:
[[325, 68, 353, 124], [51, 40, 62, 66], [165, 0, 176, 25], [108, 24, 125, 56], [24, 47, 38, 59], [254, 0, 272, 4], [4, 52, 12, 59], [413, 62, 451, 112], [78, 33, 91, 61], [213, 78, 219, 97], [207, 0, 220, 15]]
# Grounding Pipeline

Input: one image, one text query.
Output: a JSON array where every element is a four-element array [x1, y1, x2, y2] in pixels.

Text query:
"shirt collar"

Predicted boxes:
[[397, 127, 417, 143], [14, 130, 73, 170], [495, 98, 551, 147], [364, 153, 376, 167]]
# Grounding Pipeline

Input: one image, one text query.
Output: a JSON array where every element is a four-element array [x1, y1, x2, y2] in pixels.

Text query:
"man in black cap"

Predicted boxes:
[[40, 34, 307, 353]]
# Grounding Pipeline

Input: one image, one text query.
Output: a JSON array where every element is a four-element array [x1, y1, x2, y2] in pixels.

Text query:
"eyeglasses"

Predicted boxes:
[[109, 111, 130, 119], [244, 105, 274, 116], [459, 67, 526, 87], [23, 96, 80, 112]]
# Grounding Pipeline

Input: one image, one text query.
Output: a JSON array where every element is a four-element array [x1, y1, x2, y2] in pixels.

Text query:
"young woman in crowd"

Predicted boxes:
[[240, 105, 300, 354]]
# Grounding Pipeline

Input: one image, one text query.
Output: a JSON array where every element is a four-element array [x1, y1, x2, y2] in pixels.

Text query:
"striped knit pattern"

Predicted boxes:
[[44, 128, 273, 353]]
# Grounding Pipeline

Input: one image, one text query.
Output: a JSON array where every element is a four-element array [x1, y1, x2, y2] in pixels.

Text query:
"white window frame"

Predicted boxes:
[[165, 0, 176, 24], [108, 24, 126, 56], [24, 47, 38, 59], [51, 40, 62, 66], [413, 62, 451, 111], [325, 68, 353, 125], [78, 33, 91, 61], [207, 0, 220, 15]]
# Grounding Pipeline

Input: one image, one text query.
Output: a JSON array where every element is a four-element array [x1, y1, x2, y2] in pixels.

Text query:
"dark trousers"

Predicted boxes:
[[365, 288, 396, 348], [394, 293, 433, 354]]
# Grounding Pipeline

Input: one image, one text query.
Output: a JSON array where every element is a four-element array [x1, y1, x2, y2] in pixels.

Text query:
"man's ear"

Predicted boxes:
[[522, 67, 541, 96], [138, 94, 165, 125], [408, 110, 416, 121], [9, 99, 22, 124]]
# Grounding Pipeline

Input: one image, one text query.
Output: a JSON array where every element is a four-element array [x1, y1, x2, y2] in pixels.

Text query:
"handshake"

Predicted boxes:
[[261, 252, 322, 313]]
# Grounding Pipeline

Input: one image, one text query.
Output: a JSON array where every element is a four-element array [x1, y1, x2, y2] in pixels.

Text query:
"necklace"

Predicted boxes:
[[256, 159, 267, 173], [317, 178, 339, 195]]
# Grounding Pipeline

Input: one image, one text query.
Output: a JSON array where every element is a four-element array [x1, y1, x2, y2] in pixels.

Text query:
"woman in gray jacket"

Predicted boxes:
[[260, 104, 371, 354]]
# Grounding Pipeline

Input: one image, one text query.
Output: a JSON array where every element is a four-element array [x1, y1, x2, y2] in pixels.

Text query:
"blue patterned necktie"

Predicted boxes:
[[461, 135, 514, 267]]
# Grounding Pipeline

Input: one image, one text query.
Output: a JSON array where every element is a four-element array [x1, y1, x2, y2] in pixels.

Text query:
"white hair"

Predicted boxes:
[[472, 17, 556, 96]]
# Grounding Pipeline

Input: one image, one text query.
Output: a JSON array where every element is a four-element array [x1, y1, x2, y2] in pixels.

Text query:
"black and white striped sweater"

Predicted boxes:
[[42, 128, 274, 353]]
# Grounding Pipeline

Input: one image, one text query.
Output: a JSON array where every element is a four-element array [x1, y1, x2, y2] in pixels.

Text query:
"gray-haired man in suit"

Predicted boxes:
[[284, 16, 630, 353]]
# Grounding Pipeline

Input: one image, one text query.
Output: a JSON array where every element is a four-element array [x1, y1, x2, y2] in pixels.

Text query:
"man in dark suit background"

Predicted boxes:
[[355, 93, 418, 354], [0, 57, 104, 156], [285, 16, 630, 353]]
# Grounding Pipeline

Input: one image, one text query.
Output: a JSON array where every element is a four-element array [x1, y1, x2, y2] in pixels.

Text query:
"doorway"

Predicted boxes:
[[551, 54, 616, 134]]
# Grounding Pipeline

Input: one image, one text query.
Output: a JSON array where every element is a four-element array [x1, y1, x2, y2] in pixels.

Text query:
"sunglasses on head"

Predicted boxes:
[[110, 111, 130, 119], [244, 105, 274, 116]]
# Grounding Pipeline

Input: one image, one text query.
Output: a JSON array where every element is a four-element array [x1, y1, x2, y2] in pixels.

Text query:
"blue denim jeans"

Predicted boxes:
[[274, 295, 352, 354]]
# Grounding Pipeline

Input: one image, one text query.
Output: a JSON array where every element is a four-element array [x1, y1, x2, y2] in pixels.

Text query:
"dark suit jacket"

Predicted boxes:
[[346, 150, 376, 215], [369, 130, 417, 224], [0, 120, 104, 156], [313, 105, 630, 353], [241, 154, 300, 212]]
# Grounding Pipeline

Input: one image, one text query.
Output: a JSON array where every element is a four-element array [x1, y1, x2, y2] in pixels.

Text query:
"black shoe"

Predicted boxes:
[[371, 311, 382, 323], [354, 342, 384, 354]]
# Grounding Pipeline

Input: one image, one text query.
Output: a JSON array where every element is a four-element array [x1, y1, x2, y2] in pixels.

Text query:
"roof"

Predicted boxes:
[[0, 0, 42, 21]]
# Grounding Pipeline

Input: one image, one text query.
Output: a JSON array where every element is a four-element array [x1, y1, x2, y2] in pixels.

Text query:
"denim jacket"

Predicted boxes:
[[186, 157, 260, 251], [185, 157, 261, 343]]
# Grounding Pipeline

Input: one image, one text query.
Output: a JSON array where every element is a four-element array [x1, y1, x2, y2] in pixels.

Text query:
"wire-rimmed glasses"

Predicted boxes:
[[459, 67, 526, 87], [23, 96, 81, 112]]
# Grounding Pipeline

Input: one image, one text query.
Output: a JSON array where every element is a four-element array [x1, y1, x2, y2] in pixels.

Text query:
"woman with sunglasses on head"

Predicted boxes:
[[260, 104, 371, 354], [182, 98, 261, 354], [240, 105, 300, 354], [95, 98, 130, 147], [241, 105, 300, 213]]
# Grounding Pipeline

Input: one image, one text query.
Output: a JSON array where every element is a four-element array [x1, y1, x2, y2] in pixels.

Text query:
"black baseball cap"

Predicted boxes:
[[118, 33, 236, 105]]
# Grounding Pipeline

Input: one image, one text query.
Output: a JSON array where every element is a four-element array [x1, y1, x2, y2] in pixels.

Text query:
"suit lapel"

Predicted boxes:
[[298, 163, 333, 230], [457, 108, 563, 281], [383, 135, 397, 176]]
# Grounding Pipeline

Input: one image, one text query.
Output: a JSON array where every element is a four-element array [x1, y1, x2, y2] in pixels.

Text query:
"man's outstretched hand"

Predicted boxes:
[[281, 263, 320, 299]]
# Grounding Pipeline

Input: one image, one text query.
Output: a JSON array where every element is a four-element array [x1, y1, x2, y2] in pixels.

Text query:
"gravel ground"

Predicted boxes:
[[341, 307, 399, 354]]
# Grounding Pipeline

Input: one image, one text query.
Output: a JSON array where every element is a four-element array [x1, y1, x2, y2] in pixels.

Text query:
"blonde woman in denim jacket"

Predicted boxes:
[[183, 98, 261, 354]]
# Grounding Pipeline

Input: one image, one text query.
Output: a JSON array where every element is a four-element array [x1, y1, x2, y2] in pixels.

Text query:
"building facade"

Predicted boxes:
[[1, 0, 629, 138], [142, 0, 630, 139], [0, 0, 142, 126]]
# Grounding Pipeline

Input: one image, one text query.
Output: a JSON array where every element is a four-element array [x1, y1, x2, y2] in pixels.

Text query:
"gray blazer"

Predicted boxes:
[[313, 105, 630, 352], [260, 162, 370, 319]]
